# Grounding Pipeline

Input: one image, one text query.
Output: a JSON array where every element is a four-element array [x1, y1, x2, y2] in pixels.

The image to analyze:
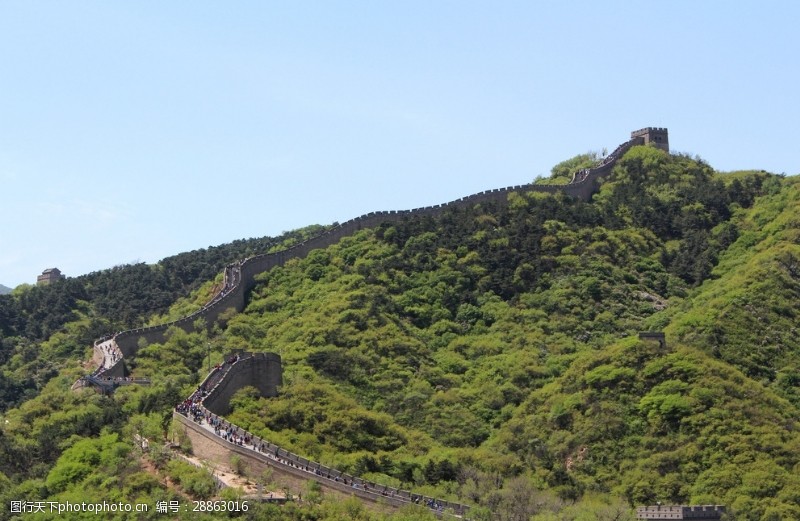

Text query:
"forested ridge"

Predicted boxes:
[[0, 145, 798, 520], [0, 226, 326, 409]]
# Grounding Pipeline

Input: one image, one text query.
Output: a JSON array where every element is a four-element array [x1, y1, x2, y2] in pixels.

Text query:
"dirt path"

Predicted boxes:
[[139, 450, 286, 500]]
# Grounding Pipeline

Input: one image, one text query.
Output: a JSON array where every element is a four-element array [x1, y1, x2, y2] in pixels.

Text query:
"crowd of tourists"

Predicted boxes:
[[175, 387, 209, 422], [98, 341, 122, 369], [569, 140, 633, 185], [209, 262, 243, 304], [175, 363, 461, 515], [175, 354, 243, 422]]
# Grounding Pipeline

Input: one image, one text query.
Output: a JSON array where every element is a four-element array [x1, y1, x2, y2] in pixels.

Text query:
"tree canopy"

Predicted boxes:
[[0, 146, 797, 520]]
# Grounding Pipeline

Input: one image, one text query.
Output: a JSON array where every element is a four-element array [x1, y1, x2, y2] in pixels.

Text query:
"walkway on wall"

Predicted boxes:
[[76, 375, 151, 394], [176, 356, 467, 516], [80, 131, 642, 391], [76, 338, 149, 392]]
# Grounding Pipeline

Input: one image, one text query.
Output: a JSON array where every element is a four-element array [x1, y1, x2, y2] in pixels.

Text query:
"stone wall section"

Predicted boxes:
[[96, 132, 641, 368], [174, 352, 467, 514], [175, 412, 464, 513], [202, 353, 283, 416], [635, 504, 725, 520], [176, 414, 401, 513], [79, 130, 654, 510]]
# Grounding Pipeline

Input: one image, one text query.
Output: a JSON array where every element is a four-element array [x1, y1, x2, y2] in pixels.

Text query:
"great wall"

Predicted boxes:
[[76, 128, 668, 514]]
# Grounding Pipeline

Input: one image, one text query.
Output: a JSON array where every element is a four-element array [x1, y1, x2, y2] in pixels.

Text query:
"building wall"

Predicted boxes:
[[202, 353, 282, 416]]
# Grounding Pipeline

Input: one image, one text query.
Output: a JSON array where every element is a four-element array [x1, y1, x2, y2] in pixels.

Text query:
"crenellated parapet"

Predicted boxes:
[[636, 505, 725, 520], [79, 129, 657, 384], [631, 127, 669, 152]]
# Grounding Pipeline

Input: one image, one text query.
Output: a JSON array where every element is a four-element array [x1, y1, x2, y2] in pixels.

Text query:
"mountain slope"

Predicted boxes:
[[658, 177, 800, 405], [211, 149, 799, 519], [492, 337, 800, 517], [1, 145, 798, 521]]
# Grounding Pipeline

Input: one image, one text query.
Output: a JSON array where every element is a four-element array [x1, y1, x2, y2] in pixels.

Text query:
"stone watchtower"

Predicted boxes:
[[37, 268, 65, 286], [631, 127, 669, 153]]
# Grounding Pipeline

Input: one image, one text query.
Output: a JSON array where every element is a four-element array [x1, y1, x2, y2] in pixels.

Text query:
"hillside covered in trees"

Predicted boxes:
[[0, 145, 798, 520]]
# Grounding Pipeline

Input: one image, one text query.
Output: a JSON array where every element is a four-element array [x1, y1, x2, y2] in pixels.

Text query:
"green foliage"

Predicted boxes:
[[0, 146, 797, 519], [166, 459, 217, 499], [0, 227, 325, 410], [211, 154, 797, 516], [230, 454, 246, 475], [539, 151, 602, 184], [657, 177, 800, 404], [45, 433, 130, 493], [227, 380, 409, 458]]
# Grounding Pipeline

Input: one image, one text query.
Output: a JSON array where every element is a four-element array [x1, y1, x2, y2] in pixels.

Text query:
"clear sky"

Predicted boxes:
[[2, 2, 798, 288]]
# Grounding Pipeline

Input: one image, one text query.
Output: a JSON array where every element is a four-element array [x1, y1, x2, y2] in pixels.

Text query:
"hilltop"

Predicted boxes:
[[0, 142, 798, 520], [0, 284, 11, 295]]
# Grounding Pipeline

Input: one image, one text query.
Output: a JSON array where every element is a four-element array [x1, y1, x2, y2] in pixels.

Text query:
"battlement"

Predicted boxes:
[[80, 127, 664, 386], [631, 127, 668, 134], [631, 127, 669, 152], [636, 505, 725, 520], [639, 331, 667, 348]]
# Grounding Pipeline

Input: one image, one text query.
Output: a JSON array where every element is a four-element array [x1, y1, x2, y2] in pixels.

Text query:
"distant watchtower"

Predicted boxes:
[[37, 267, 65, 286], [631, 127, 669, 153]]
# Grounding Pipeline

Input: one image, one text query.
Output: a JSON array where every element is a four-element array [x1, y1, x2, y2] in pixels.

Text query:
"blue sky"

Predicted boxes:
[[1, 2, 798, 288]]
